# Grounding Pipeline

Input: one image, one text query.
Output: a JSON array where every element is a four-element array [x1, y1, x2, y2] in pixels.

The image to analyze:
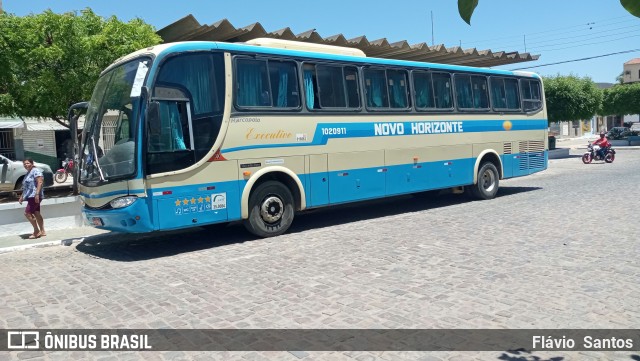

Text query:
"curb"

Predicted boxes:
[[0, 236, 88, 255], [548, 148, 570, 159]]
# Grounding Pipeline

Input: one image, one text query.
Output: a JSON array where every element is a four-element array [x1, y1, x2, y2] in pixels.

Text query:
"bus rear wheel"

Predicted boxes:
[[466, 162, 499, 200], [244, 181, 295, 238]]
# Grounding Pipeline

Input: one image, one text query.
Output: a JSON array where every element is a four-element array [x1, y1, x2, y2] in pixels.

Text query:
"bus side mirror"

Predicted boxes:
[[147, 101, 161, 135]]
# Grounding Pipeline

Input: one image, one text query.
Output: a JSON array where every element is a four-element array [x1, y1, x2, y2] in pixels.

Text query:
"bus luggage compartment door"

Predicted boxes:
[[328, 150, 385, 204], [307, 154, 329, 207]]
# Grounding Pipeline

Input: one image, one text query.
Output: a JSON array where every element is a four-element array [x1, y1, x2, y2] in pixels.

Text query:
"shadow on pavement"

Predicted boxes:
[[76, 185, 541, 262]]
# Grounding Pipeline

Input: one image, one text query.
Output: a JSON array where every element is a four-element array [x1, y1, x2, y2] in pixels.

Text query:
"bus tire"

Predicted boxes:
[[244, 180, 295, 238], [467, 162, 499, 200]]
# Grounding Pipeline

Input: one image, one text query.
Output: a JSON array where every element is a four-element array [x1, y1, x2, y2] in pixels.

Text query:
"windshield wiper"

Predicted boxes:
[[90, 135, 106, 181]]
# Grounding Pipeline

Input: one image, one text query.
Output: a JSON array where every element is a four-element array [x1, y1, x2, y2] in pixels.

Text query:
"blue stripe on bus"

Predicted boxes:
[[82, 151, 547, 233], [223, 119, 547, 153]]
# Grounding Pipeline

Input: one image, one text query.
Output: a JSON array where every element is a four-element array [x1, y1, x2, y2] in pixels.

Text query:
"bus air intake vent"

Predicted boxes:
[[518, 140, 545, 170], [503, 142, 512, 154]]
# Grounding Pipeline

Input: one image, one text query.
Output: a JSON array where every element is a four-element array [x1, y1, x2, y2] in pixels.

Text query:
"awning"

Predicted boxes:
[[1, 117, 83, 131], [24, 121, 70, 131], [157, 15, 540, 67], [0, 119, 24, 129]]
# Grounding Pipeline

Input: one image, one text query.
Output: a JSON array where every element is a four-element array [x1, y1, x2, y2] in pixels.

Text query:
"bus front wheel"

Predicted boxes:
[[466, 162, 499, 200], [244, 181, 295, 238]]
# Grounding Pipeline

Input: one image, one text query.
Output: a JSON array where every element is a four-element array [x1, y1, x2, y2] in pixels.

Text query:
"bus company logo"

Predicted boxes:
[[211, 193, 227, 210], [7, 331, 40, 349]]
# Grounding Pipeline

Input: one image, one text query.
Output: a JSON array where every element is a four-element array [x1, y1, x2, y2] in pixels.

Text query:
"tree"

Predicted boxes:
[[542, 75, 602, 123], [601, 82, 640, 116], [0, 9, 161, 127], [458, 0, 640, 25]]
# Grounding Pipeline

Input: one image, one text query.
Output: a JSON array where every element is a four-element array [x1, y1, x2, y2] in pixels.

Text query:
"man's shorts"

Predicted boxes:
[[25, 197, 41, 214]]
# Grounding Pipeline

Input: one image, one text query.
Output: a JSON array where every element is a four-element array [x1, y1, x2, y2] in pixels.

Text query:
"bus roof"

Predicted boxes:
[[111, 41, 540, 78]]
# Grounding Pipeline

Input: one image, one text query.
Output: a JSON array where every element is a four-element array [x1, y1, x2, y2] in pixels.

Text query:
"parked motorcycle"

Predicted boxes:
[[55, 157, 74, 183], [582, 143, 615, 164]]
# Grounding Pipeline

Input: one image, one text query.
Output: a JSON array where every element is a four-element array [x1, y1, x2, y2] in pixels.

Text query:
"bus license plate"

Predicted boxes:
[[92, 217, 104, 226]]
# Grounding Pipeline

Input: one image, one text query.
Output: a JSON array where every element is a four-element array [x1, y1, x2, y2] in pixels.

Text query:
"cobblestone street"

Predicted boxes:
[[1, 149, 639, 361]]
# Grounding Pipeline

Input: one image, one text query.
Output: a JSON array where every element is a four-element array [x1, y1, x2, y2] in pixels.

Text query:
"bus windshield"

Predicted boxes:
[[80, 57, 151, 184]]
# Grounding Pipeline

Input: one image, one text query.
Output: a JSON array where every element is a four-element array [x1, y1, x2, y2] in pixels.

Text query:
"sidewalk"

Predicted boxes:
[[555, 136, 640, 150], [0, 226, 110, 255], [0, 175, 113, 254]]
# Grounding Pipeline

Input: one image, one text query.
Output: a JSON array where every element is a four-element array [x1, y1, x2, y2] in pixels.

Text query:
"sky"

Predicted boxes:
[[4, 0, 640, 83]]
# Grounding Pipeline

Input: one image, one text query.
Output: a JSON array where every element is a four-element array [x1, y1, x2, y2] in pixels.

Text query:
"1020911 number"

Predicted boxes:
[[321, 127, 347, 135]]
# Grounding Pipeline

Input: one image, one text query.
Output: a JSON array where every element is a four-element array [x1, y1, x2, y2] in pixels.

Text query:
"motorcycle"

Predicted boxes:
[[582, 143, 615, 164], [55, 157, 74, 183]]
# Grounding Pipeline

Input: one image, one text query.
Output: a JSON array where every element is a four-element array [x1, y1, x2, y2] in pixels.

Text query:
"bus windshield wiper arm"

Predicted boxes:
[[90, 135, 106, 181]]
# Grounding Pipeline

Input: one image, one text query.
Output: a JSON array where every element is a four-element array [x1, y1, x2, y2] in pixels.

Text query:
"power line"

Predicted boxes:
[[509, 49, 640, 70], [471, 18, 640, 50], [529, 31, 640, 52], [476, 24, 640, 51], [526, 24, 640, 47], [463, 15, 631, 45]]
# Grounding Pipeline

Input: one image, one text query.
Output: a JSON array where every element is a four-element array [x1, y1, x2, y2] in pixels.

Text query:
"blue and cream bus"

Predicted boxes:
[[74, 38, 547, 237]]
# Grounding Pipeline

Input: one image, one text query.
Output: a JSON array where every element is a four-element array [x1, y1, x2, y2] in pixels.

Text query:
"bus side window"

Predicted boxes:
[[268, 60, 300, 108], [455, 75, 473, 109], [387, 69, 409, 109], [316, 65, 347, 108], [147, 97, 190, 152], [413, 71, 435, 109], [236, 59, 271, 107], [364, 68, 389, 108], [432, 73, 452, 109], [303, 64, 320, 110], [149, 52, 225, 174], [521, 79, 542, 112]]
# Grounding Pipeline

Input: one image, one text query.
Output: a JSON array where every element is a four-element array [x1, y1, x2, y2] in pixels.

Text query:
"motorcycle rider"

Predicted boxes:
[[592, 131, 610, 159]]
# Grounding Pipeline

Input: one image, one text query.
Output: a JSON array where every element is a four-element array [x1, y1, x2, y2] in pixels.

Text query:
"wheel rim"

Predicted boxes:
[[481, 169, 496, 192], [260, 196, 284, 224]]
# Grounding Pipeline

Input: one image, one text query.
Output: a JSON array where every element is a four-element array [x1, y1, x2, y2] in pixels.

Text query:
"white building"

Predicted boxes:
[[623, 58, 640, 84]]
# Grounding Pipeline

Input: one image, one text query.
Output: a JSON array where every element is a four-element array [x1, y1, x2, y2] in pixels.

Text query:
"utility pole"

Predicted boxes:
[[431, 11, 434, 45]]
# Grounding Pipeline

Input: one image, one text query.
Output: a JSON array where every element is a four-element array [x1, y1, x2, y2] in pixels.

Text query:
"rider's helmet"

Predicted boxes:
[[600, 131, 606, 138]]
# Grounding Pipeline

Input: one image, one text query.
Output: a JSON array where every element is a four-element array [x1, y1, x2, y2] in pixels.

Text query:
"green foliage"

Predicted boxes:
[[459, 1, 640, 24], [542, 75, 602, 122], [457, 0, 479, 25], [621, 0, 640, 17], [601, 82, 640, 116], [0, 9, 161, 125]]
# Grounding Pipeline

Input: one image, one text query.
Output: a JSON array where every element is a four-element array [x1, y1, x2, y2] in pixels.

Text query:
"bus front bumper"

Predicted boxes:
[[82, 198, 155, 233]]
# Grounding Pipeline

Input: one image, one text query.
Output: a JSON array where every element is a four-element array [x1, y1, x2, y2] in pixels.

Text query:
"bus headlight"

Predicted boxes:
[[110, 196, 138, 209]]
